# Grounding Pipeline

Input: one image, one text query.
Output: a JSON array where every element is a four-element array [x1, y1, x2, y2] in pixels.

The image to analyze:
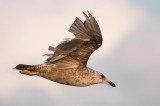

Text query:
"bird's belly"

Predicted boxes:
[[54, 77, 93, 87], [40, 70, 93, 87]]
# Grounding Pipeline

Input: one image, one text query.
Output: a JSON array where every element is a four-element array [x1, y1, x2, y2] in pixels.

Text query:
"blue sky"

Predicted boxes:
[[0, 0, 160, 106], [131, 0, 160, 17]]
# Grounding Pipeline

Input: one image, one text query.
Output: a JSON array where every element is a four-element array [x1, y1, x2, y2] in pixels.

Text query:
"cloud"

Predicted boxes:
[[1, 0, 159, 106], [0, 0, 147, 59]]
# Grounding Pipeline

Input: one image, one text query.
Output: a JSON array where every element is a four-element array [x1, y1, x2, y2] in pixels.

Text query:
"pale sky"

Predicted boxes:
[[0, 0, 160, 106]]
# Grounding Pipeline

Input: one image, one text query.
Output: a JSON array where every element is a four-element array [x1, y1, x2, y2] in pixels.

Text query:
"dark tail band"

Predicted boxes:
[[14, 64, 34, 71]]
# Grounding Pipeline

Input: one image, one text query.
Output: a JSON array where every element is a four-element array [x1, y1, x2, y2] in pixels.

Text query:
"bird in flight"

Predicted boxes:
[[15, 11, 116, 87]]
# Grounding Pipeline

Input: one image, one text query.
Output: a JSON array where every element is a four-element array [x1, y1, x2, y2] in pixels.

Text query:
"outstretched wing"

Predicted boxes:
[[46, 38, 84, 63], [69, 11, 102, 42], [45, 11, 103, 66]]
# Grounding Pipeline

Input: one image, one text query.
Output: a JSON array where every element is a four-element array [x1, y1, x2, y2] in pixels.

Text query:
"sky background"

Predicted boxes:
[[0, 0, 160, 106]]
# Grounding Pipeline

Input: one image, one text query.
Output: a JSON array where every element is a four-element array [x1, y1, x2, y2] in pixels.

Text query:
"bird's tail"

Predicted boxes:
[[14, 64, 37, 71], [14, 64, 44, 76]]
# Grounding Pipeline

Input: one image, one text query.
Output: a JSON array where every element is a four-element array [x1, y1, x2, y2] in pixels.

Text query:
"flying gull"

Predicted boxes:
[[15, 11, 116, 87]]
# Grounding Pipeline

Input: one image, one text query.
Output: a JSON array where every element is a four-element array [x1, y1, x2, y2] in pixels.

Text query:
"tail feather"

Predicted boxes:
[[14, 64, 36, 71]]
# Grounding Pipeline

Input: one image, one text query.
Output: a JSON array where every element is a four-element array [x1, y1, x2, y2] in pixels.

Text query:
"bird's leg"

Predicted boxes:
[[19, 70, 39, 76]]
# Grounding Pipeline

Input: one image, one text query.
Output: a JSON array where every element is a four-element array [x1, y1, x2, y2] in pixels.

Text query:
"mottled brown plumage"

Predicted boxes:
[[15, 11, 115, 87]]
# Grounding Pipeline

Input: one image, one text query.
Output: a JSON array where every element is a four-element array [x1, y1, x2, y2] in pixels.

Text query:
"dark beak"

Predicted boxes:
[[108, 81, 116, 87], [104, 80, 116, 87]]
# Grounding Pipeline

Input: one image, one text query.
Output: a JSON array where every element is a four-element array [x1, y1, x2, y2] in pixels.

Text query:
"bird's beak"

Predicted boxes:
[[104, 80, 116, 87]]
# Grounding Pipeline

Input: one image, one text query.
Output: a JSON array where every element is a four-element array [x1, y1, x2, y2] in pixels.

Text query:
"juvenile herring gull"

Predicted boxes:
[[15, 11, 116, 87]]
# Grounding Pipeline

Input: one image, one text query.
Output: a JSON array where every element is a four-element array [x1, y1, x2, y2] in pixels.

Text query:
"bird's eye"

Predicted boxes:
[[101, 74, 105, 79]]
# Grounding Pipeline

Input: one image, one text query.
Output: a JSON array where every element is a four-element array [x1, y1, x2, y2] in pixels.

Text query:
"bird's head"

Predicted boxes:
[[94, 72, 116, 87]]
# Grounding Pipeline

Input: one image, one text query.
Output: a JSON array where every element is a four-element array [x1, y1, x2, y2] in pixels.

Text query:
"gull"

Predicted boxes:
[[15, 11, 116, 87]]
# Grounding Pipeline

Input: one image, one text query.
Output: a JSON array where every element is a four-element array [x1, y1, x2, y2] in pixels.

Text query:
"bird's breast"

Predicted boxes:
[[49, 68, 95, 86]]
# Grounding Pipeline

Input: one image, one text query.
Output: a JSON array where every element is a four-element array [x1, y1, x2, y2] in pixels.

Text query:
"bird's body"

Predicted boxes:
[[15, 11, 116, 87]]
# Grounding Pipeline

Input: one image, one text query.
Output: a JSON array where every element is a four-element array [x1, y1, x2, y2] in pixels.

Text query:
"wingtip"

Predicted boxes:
[[87, 11, 94, 19], [75, 17, 81, 21], [87, 10, 90, 14], [82, 11, 86, 15], [83, 11, 88, 18], [75, 17, 78, 20]]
